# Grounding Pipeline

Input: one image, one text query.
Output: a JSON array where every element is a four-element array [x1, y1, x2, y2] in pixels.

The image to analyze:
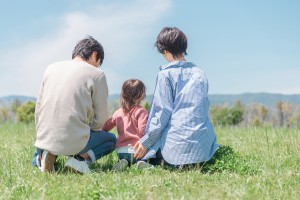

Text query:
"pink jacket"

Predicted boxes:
[[102, 106, 148, 148]]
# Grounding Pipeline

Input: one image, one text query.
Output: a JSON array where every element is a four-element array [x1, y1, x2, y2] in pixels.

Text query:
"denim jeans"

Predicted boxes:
[[118, 153, 137, 166], [32, 130, 116, 166]]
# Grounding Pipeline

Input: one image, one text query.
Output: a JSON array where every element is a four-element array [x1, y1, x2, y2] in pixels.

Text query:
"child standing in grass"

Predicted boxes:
[[102, 79, 148, 171]]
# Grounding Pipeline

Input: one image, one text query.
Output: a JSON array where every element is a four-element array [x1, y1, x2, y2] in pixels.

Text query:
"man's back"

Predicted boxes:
[[35, 60, 109, 155]]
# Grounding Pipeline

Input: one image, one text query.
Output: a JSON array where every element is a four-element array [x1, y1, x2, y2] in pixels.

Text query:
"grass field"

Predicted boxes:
[[0, 123, 299, 199]]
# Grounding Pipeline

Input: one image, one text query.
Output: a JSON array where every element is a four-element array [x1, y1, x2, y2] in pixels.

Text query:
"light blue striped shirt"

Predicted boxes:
[[140, 61, 219, 165]]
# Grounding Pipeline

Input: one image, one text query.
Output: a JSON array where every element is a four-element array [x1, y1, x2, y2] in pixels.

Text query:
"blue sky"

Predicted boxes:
[[0, 0, 299, 97]]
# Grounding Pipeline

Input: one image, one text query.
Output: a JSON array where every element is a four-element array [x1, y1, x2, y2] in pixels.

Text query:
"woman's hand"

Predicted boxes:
[[80, 153, 90, 160], [134, 141, 148, 160]]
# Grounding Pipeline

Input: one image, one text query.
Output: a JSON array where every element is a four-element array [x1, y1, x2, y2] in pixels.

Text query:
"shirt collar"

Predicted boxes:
[[159, 61, 193, 71]]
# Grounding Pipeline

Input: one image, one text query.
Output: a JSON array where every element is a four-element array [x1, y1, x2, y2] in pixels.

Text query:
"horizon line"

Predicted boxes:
[[1, 91, 300, 99]]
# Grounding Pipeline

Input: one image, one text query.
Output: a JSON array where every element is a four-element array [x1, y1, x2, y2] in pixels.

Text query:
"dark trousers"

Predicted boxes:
[[148, 149, 203, 169]]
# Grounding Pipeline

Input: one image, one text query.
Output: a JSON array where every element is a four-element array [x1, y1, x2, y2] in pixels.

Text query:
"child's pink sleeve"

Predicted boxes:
[[137, 108, 148, 138], [102, 114, 116, 131]]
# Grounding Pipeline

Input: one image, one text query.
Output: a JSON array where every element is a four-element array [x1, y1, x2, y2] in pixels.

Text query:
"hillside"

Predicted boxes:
[[0, 95, 36, 107], [1, 93, 300, 109], [144, 93, 300, 107], [208, 93, 300, 107]]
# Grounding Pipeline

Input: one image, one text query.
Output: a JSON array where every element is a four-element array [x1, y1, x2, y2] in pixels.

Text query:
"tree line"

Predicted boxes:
[[1, 99, 300, 128], [210, 100, 300, 128], [0, 99, 35, 123]]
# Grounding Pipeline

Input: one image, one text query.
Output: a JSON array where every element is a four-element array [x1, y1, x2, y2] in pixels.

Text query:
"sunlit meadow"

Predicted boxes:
[[0, 123, 299, 199]]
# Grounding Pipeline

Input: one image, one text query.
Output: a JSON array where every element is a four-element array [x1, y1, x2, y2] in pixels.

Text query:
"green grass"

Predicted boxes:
[[0, 123, 299, 199]]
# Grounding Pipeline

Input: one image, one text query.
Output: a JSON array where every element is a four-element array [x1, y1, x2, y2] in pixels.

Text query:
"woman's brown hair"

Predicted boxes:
[[120, 79, 146, 112]]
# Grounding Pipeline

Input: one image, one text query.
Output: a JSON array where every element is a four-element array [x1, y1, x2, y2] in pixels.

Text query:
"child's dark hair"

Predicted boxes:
[[155, 27, 188, 58], [72, 35, 104, 65], [120, 79, 146, 112]]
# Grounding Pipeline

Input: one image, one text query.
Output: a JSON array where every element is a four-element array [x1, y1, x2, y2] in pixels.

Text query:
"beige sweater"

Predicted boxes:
[[35, 60, 109, 155]]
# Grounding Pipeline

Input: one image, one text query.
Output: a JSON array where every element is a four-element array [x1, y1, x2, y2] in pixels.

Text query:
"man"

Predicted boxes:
[[33, 36, 116, 173]]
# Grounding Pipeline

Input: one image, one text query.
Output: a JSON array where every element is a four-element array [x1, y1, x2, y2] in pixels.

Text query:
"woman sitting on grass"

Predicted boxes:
[[102, 79, 150, 171], [134, 27, 219, 168]]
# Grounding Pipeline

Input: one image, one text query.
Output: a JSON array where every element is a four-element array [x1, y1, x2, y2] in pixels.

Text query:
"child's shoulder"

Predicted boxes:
[[134, 106, 148, 115], [135, 105, 147, 111], [113, 107, 124, 116]]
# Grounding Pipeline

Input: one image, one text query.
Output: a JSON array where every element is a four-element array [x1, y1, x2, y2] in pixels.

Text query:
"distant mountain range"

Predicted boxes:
[[208, 93, 300, 107], [145, 93, 300, 107], [0, 95, 36, 107], [1, 93, 300, 109]]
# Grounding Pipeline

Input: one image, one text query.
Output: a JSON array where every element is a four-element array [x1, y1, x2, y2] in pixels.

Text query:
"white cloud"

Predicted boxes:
[[0, 0, 172, 97]]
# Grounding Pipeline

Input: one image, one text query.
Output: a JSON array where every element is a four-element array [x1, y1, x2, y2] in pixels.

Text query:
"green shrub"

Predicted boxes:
[[16, 101, 35, 123], [143, 101, 151, 111], [210, 102, 244, 126]]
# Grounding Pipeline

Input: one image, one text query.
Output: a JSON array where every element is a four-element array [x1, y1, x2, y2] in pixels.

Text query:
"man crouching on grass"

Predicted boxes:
[[32, 36, 116, 173]]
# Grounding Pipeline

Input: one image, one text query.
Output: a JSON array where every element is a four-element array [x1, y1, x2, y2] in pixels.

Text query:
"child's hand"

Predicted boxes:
[[133, 141, 147, 159]]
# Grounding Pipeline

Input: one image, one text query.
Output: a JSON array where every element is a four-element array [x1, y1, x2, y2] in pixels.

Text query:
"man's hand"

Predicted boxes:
[[134, 141, 148, 160]]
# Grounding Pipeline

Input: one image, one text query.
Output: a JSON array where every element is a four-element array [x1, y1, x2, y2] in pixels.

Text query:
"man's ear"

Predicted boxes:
[[92, 51, 97, 58]]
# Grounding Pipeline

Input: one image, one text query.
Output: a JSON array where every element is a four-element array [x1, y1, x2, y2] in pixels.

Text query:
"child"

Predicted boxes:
[[134, 27, 219, 169], [102, 79, 148, 171]]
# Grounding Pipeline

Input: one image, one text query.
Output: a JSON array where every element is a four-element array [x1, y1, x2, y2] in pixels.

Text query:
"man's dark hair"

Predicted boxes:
[[72, 36, 104, 65], [155, 27, 188, 58]]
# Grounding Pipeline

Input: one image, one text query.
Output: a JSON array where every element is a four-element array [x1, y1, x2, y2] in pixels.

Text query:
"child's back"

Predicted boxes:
[[102, 79, 148, 170], [102, 105, 147, 149]]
